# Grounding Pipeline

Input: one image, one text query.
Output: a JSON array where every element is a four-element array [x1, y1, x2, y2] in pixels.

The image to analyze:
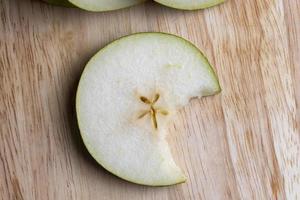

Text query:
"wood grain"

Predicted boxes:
[[0, 0, 299, 199]]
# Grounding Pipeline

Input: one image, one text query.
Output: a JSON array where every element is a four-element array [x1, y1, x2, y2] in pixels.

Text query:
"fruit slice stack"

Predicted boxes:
[[42, 0, 224, 11]]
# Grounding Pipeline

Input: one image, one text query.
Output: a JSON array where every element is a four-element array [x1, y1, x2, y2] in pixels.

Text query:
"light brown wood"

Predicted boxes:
[[1, 0, 299, 199]]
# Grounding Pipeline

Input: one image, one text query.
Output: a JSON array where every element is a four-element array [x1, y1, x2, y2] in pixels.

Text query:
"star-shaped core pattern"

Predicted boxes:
[[138, 94, 169, 130]]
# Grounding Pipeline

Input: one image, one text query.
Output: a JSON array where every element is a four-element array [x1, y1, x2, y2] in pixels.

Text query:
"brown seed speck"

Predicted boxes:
[[152, 94, 160, 104], [140, 96, 151, 104]]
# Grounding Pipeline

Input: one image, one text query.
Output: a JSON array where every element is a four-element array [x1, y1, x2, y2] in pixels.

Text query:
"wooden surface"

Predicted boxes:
[[1, 0, 299, 199]]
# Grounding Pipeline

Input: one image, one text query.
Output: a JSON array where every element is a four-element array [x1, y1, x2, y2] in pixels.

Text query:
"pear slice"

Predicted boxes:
[[68, 0, 146, 11], [154, 0, 224, 10], [42, 0, 74, 7], [76, 33, 221, 186], [42, 0, 145, 11]]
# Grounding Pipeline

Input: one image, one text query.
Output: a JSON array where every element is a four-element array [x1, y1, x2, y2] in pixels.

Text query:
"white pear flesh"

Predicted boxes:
[[76, 33, 221, 186], [154, 0, 224, 10], [68, 0, 145, 11]]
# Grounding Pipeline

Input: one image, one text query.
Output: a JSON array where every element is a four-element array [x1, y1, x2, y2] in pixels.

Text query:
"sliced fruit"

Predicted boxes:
[[154, 0, 225, 10], [76, 32, 221, 186], [42, 0, 75, 7], [42, 0, 145, 11], [69, 0, 146, 12]]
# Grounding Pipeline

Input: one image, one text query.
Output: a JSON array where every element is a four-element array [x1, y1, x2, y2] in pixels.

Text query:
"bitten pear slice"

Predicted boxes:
[[76, 33, 221, 186]]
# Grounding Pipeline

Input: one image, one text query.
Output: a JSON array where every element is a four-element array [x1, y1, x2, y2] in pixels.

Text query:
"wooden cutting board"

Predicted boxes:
[[1, 0, 299, 199]]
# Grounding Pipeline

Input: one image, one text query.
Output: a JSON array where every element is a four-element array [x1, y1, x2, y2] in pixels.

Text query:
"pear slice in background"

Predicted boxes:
[[42, 0, 75, 7], [68, 0, 146, 12], [76, 33, 221, 186], [42, 0, 145, 11], [154, 0, 225, 10]]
